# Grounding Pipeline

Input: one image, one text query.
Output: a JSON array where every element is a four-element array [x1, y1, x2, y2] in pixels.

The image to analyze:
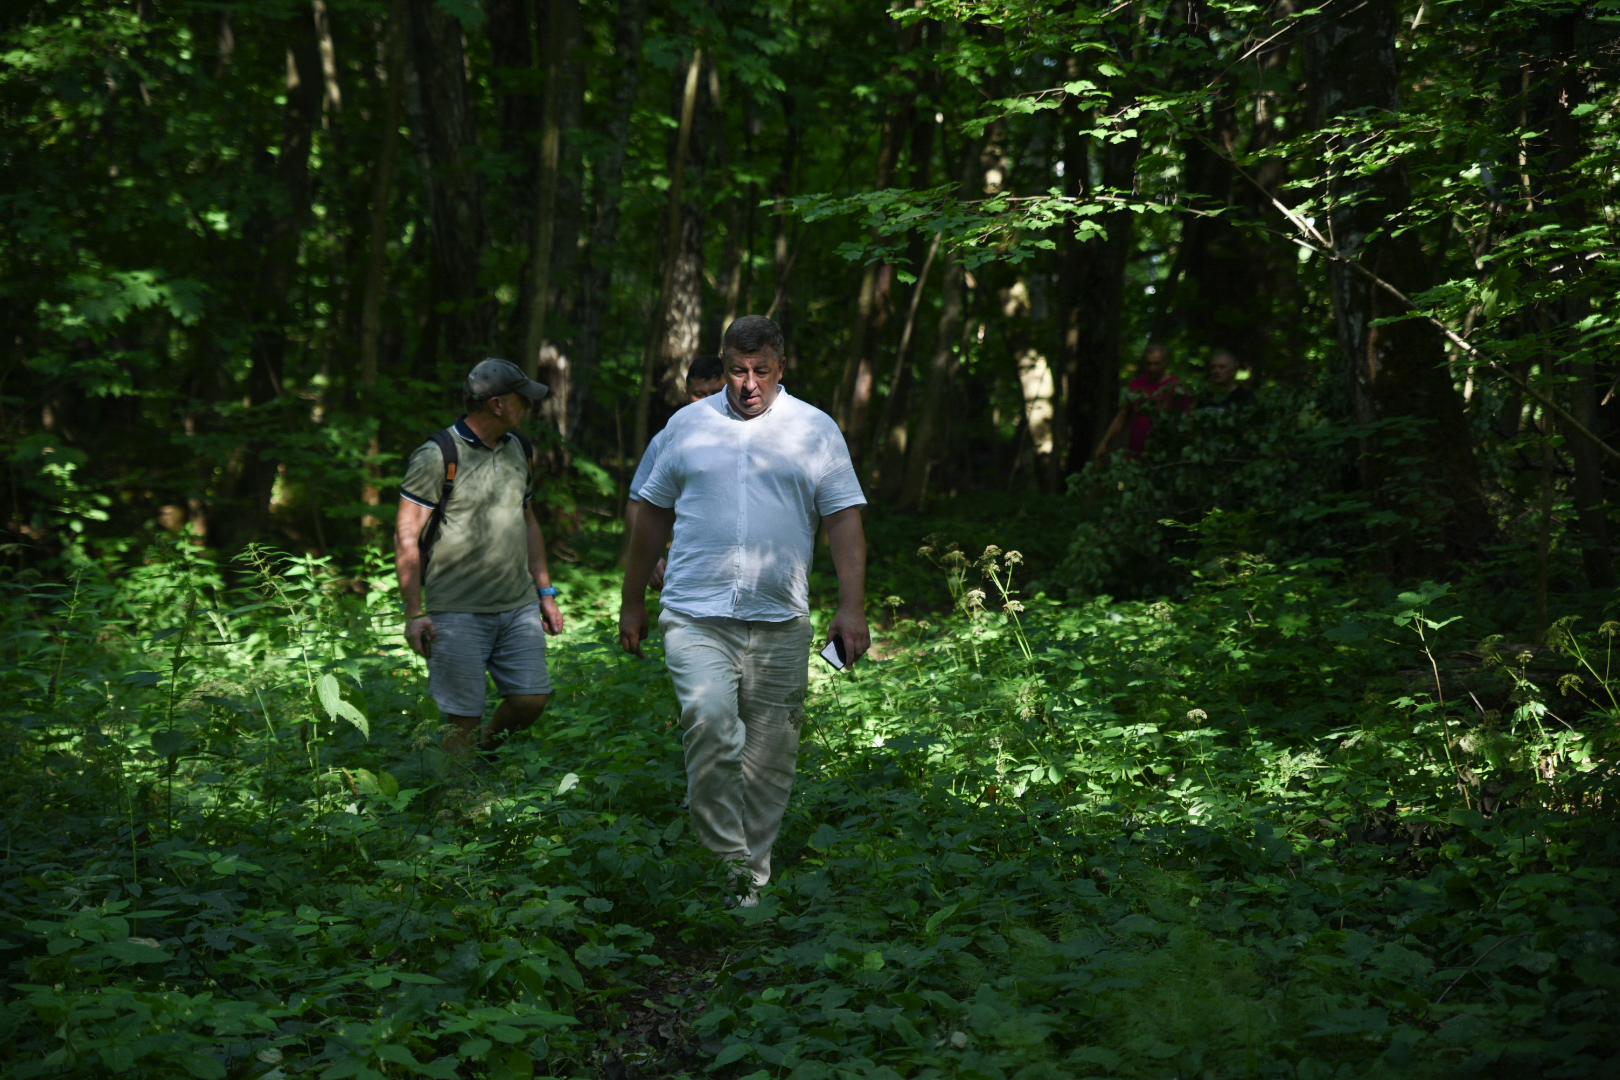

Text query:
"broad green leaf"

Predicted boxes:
[[712, 1041, 753, 1067], [101, 939, 172, 963], [925, 902, 961, 935], [316, 672, 370, 738]]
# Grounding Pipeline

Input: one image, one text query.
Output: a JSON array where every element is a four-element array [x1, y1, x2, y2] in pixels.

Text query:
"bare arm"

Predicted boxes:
[[625, 497, 666, 589], [824, 505, 870, 665], [395, 499, 436, 656], [1094, 404, 1129, 462], [619, 501, 675, 656], [524, 503, 564, 634]]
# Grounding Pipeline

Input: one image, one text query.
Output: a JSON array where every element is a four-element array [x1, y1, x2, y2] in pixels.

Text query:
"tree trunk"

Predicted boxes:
[[768, 96, 800, 351], [656, 192, 705, 406], [486, 0, 538, 356], [899, 128, 986, 511], [405, 0, 496, 370], [1305, 0, 1491, 567], [221, 3, 324, 551], [522, 0, 581, 449], [1007, 275, 1058, 492], [1528, 10, 1612, 587], [1058, 116, 1136, 472], [835, 19, 919, 462], [572, 0, 647, 442], [539, 2, 587, 442], [1161, 2, 1297, 371], [898, 255, 965, 512], [710, 64, 744, 342], [874, 231, 938, 498], [359, 0, 407, 529], [874, 85, 939, 497], [633, 48, 704, 455]]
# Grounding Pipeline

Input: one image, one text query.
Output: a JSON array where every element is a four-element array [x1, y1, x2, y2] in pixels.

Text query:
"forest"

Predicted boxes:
[[4, 0, 1620, 1077]]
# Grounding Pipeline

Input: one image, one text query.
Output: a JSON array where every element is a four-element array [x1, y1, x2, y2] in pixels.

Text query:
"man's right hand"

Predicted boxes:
[[406, 615, 438, 658], [619, 598, 650, 656]]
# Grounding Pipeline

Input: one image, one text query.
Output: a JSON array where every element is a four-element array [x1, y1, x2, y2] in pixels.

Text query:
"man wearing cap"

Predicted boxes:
[[396, 358, 565, 758], [619, 315, 870, 906]]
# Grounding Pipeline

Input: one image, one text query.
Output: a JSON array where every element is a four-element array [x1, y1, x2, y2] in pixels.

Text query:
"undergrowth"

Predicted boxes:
[[2, 532, 1618, 1079]]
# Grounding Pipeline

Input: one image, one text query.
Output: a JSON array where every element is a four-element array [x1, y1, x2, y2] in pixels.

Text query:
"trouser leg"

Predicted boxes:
[[738, 617, 812, 887], [661, 612, 750, 868]]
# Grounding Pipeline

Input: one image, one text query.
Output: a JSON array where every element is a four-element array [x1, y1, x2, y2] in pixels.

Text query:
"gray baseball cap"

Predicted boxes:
[[464, 358, 549, 402]]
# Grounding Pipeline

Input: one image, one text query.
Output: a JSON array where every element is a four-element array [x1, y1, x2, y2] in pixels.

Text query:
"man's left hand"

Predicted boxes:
[[827, 606, 870, 667], [540, 595, 564, 635]]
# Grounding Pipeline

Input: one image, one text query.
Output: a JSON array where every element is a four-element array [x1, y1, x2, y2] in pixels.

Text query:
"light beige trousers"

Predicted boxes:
[[659, 609, 812, 888]]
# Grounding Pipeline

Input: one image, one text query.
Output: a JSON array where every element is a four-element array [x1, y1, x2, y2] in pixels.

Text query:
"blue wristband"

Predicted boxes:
[[537, 586, 560, 598]]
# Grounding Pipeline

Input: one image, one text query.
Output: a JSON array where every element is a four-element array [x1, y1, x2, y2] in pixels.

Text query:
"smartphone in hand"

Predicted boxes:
[[819, 637, 847, 670]]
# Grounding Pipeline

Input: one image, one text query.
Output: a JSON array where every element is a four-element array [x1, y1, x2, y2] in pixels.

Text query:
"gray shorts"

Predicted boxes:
[[428, 602, 553, 717]]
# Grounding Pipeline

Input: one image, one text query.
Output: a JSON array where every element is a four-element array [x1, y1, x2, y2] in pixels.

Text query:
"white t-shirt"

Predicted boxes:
[[636, 388, 866, 621], [627, 427, 667, 502]]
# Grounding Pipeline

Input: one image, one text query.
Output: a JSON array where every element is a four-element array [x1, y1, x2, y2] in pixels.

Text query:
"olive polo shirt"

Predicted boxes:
[[400, 417, 534, 614]]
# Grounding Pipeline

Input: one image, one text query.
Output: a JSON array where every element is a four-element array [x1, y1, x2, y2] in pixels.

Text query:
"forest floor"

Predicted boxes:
[[3, 504, 1619, 1079]]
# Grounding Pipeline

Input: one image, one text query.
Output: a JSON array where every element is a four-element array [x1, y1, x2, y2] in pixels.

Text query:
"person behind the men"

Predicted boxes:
[[396, 358, 565, 758], [626, 354, 725, 590], [619, 315, 869, 907], [1095, 342, 1190, 460], [1201, 349, 1255, 410]]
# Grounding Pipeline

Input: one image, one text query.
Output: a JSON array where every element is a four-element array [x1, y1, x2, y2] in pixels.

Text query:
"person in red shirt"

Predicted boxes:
[[1095, 343, 1189, 461]]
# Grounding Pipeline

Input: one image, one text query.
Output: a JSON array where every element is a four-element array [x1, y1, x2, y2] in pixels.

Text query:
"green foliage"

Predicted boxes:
[[1058, 385, 1385, 598], [4, 530, 1619, 1077]]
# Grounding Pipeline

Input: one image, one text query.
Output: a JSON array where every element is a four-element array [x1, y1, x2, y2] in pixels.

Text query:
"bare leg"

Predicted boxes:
[[443, 714, 483, 759], [480, 693, 549, 750]]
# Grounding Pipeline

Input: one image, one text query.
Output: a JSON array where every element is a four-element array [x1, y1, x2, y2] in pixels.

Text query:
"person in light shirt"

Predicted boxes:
[[625, 353, 725, 590], [619, 315, 870, 908]]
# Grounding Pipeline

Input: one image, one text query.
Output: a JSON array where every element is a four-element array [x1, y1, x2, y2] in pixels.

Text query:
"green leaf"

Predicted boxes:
[[150, 730, 188, 758], [1446, 808, 1487, 831], [316, 672, 369, 739], [180, 1053, 225, 1079], [101, 939, 173, 963], [374, 1045, 419, 1066], [1322, 619, 1367, 644], [1573, 957, 1620, 990], [712, 1041, 753, 1067], [925, 902, 961, 935]]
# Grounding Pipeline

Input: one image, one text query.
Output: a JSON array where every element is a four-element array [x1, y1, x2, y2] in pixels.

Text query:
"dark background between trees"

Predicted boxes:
[[3, 0, 1618, 600]]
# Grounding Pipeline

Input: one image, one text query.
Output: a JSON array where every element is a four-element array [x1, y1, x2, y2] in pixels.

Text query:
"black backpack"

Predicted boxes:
[[419, 427, 535, 571]]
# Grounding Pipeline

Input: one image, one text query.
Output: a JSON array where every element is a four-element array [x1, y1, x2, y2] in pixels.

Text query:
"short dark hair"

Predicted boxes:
[[688, 354, 724, 383], [722, 315, 784, 362], [1143, 342, 1170, 361]]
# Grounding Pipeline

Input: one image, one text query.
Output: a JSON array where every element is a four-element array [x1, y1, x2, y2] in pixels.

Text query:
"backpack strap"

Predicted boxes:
[[420, 428, 459, 572]]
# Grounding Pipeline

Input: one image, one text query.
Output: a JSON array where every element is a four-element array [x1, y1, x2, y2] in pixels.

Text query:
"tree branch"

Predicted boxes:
[[1212, 141, 1620, 469]]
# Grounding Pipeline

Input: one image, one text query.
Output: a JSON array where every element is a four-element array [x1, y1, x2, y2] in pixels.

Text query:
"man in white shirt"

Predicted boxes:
[[620, 315, 870, 906]]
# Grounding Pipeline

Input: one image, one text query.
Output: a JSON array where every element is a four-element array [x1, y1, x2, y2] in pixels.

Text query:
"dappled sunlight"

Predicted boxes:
[[5, 536, 1617, 1076]]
